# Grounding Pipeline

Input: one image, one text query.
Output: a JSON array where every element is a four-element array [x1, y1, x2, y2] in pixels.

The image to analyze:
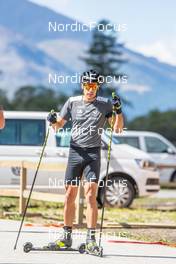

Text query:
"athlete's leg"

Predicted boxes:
[[84, 182, 98, 228], [54, 184, 78, 247], [64, 185, 79, 227], [64, 146, 83, 226], [82, 147, 101, 245]]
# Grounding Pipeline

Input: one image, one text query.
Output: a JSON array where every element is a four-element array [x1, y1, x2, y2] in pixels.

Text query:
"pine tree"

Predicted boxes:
[[81, 19, 127, 98]]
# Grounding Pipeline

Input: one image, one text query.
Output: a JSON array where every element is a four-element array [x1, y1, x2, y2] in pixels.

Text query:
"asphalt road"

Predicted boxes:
[[0, 220, 175, 264]]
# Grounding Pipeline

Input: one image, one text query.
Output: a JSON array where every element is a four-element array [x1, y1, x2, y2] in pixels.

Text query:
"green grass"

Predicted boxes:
[[104, 207, 176, 224], [1, 196, 176, 225], [103, 197, 176, 225], [0, 196, 64, 223]]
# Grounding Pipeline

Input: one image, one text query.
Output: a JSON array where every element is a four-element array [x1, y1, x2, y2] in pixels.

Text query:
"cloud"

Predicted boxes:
[[120, 84, 151, 94], [134, 41, 176, 66]]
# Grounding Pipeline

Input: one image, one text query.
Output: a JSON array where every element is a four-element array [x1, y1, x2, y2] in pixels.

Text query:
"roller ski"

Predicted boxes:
[[23, 226, 76, 253], [23, 241, 103, 256]]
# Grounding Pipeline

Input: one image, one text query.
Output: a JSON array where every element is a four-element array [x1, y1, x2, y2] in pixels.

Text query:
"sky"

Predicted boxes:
[[29, 0, 176, 65]]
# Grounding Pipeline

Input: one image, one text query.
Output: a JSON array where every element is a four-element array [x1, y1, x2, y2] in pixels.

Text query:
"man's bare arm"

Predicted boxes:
[[0, 106, 5, 129], [108, 113, 124, 133]]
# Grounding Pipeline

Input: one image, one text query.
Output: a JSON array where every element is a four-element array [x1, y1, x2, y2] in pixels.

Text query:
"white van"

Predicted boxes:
[[113, 131, 176, 183], [0, 112, 160, 208]]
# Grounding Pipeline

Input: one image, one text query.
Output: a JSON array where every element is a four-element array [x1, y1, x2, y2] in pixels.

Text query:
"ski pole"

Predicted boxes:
[[13, 110, 54, 250], [98, 92, 116, 247]]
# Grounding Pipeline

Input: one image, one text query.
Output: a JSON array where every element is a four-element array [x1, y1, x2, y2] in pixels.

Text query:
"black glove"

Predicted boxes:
[[47, 111, 57, 124], [112, 93, 122, 114]]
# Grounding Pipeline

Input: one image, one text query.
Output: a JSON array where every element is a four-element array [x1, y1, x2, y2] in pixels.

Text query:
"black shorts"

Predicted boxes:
[[65, 145, 101, 186]]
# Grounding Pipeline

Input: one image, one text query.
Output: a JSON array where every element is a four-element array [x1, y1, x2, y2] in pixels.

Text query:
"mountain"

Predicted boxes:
[[0, 25, 75, 95], [0, 0, 176, 118], [0, 0, 90, 43], [120, 48, 176, 118]]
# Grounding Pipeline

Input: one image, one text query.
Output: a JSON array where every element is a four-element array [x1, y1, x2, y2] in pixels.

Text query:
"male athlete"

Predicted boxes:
[[47, 70, 124, 252], [0, 105, 5, 129]]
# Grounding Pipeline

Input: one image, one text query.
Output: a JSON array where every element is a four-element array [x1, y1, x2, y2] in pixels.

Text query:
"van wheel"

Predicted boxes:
[[98, 176, 135, 208]]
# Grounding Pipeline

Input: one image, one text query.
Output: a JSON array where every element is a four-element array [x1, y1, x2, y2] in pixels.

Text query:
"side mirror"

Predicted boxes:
[[167, 147, 176, 155]]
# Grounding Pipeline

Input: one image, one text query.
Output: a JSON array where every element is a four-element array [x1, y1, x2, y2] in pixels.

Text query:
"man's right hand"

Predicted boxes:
[[47, 112, 66, 132], [47, 111, 57, 124]]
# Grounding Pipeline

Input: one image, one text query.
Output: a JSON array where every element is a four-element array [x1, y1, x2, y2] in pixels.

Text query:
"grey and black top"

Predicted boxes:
[[59, 95, 122, 148]]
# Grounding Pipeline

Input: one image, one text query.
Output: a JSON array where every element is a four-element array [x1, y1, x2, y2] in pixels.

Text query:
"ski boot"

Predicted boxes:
[[51, 226, 73, 249]]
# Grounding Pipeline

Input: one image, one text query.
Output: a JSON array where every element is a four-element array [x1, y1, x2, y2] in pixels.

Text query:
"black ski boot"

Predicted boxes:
[[51, 226, 72, 249]]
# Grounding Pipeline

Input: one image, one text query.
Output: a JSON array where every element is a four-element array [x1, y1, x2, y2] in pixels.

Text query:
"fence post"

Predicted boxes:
[[19, 163, 27, 214], [75, 180, 84, 225]]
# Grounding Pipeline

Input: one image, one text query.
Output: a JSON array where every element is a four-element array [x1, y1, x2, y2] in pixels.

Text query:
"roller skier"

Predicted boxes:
[[23, 69, 124, 256], [47, 69, 124, 255]]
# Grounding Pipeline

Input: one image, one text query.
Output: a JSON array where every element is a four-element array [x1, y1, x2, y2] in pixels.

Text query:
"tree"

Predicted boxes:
[[0, 89, 11, 109], [128, 109, 176, 145], [81, 19, 127, 98], [11, 85, 68, 111]]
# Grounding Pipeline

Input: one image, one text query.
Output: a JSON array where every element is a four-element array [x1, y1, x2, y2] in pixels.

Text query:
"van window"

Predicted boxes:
[[56, 130, 71, 147], [56, 122, 72, 147], [114, 136, 140, 149], [145, 136, 169, 153], [0, 119, 45, 146]]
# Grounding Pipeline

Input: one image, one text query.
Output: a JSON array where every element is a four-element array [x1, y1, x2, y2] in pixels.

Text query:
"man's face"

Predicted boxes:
[[83, 82, 99, 100]]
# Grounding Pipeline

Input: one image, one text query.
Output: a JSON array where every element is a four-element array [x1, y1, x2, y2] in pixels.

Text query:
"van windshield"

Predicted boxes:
[[104, 132, 141, 149], [104, 132, 120, 144], [55, 129, 123, 148], [111, 134, 140, 149]]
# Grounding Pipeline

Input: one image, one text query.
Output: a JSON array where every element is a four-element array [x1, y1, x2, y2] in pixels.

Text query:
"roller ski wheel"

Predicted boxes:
[[78, 242, 103, 257], [88, 245, 103, 257], [78, 243, 86, 254], [23, 242, 33, 253]]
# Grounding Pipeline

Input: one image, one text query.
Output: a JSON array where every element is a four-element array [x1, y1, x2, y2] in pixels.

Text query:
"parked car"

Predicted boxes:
[[0, 111, 160, 208], [113, 130, 176, 183]]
